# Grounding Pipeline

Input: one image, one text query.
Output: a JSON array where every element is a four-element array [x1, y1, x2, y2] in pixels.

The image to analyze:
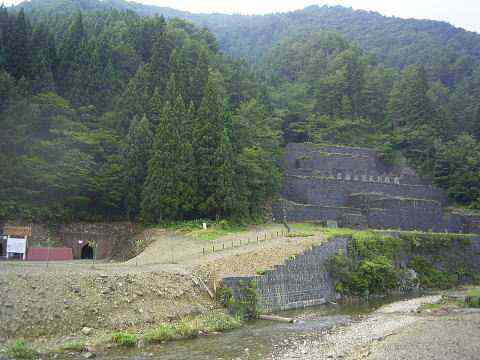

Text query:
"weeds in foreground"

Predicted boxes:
[[144, 313, 241, 344], [144, 323, 178, 344], [57, 340, 86, 352], [111, 332, 138, 347], [6, 340, 37, 360]]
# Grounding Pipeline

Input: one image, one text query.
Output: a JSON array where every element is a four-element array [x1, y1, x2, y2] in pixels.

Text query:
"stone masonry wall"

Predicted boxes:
[[276, 143, 480, 233], [59, 222, 136, 259], [283, 176, 446, 207], [223, 235, 480, 313], [223, 237, 349, 313]]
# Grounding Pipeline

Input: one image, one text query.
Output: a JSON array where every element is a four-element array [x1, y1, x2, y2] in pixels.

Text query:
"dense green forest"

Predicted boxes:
[[1, 1, 480, 223], [0, 7, 281, 222]]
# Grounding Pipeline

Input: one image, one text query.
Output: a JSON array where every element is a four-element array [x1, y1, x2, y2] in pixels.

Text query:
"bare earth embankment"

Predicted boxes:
[[0, 224, 321, 348]]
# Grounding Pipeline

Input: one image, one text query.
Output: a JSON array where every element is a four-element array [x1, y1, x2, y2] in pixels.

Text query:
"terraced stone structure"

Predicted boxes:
[[273, 143, 480, 233]]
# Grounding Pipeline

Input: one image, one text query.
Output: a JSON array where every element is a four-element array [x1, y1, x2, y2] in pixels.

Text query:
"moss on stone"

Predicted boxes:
[[328, 231, 479, 296]]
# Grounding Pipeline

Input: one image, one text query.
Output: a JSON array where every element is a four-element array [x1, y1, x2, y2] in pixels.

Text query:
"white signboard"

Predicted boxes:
[[7, 237, 27, 254]]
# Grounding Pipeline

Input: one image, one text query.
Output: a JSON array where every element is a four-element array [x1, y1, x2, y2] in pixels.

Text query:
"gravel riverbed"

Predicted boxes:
[[272, 296, 445, 360]]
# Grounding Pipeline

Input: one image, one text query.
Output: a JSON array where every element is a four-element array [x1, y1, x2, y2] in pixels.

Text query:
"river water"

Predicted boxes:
[[98, 297, 404, 360]]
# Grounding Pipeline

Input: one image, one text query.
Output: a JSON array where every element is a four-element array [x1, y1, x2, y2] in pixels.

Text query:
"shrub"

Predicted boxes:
[[255, 268, 266, 275], [329, 252, 398, 296], [6, 340, 37, 360], [144, 324, 176, 344], [226, 280, 259, 320], [410, 256, 457, 289], [111, 332, 138, 347], [356, 256, 399, 294], [466, 297, 480, 308]]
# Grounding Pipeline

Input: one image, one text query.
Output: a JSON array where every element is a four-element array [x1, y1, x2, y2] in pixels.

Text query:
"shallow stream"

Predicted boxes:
[[98, 296, 407, 360]]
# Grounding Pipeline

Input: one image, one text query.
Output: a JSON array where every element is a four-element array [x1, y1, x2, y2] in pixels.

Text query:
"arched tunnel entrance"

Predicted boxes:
[[81, 244, 94, 259]]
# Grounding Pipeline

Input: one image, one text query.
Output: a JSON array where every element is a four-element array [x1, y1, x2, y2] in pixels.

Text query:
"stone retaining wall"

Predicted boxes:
[[283, 176, 446, 207], [59, 222, 136, 259], [277, 143, 480, 234], [223, 237, 349, 313], [223, 235, 480, 313]]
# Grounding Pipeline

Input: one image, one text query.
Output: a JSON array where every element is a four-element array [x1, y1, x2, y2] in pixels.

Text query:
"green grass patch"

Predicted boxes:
[[174, 220, 248, 241], [57, 340, 86, 352], [111, 332, 138, 347], [195, 313, 242, 332], [419, 302, 443, 312], [255, 268, 267, 275], [466, 287, 480, 297], [6, 340, 37, 360], [144, 312, 241, 344], [289, 222, 324, 233], [287, 232, 314, 238], [144, 324, 177, 344]]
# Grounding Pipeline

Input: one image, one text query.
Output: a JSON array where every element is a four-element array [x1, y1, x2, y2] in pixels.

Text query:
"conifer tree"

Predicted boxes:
[[123, 115, 154, 220], [7, 9, 31, 80], [387, 65, 432, 130], [193, 70, 235, 218], [141, 78, 196, 222]]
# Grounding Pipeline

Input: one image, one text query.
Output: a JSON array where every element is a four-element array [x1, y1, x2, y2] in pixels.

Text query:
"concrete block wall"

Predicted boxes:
[[223, 235, 480, 314], [223, 237, 349, 313]]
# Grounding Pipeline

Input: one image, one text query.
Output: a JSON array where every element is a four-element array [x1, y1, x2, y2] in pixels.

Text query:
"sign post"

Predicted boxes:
[[6, 237, 27, 260]]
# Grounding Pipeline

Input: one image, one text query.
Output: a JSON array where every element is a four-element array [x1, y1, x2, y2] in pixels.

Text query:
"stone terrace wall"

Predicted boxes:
[[284, 144, 388, 180], [272, 200, 366, 227], [283, 176, 446, 207]]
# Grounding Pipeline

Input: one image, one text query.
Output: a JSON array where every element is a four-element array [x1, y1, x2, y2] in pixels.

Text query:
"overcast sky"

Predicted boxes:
[[6, 0, 480, 33]]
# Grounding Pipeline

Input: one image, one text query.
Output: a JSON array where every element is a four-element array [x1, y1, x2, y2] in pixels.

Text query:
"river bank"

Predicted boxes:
[[2, 291, 479, 359], [273, 292, 480, 360]]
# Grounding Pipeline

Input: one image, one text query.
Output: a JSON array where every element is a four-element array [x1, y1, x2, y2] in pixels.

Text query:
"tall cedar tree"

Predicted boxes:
[[193, 71, 236, 218], [123, 115, 154, 220], [141, 79, 196, 222]]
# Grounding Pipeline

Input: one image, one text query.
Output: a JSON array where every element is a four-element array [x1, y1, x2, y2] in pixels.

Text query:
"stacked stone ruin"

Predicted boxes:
[[273, 143, 480, 233]]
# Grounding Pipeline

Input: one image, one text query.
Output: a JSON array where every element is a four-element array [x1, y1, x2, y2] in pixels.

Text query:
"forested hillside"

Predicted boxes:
[[260, 31, 480, 208], [0, 7, 281, 222], [2, 1, 480, 223]]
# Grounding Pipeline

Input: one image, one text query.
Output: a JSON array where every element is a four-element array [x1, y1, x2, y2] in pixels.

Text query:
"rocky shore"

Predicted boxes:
[[271, 295, 480, 360]]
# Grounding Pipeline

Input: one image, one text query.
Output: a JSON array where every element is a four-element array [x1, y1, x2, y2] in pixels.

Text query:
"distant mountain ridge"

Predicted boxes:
[[14, 0, 480, 73], [14, 0, 190, 18]]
